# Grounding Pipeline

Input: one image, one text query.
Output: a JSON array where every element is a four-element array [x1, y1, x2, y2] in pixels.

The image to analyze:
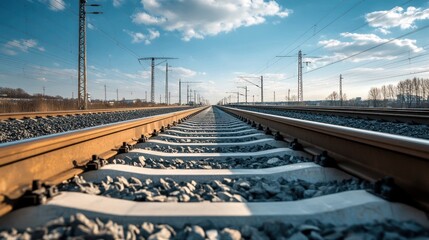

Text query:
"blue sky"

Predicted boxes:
[[1, 0, 429, 104]]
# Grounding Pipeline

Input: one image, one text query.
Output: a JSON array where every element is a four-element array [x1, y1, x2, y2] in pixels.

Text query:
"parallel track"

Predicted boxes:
[[0, 106, 428, 238], [0, 106, 191, 121], [230, 105, 429, 125]]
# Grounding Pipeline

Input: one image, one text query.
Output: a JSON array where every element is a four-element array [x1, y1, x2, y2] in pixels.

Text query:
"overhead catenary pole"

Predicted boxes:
[[138, 57, 178, 103], [77, 0, 101, 110], [261, 76, 264, 103], [237, 86, 248, 104], [298, 50, 303, 102], [179, 79, 181, 105], [226, 92, 240, 103], [187, 85, 190, 103], [181, 81, 202, 104], [340, 74, 343, 106], [165, 63, 172, 104], [277, 51, 319, 103]]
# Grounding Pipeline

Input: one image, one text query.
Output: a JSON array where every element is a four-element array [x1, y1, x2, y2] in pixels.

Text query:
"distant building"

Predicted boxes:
[[396, 94, 422, 102]]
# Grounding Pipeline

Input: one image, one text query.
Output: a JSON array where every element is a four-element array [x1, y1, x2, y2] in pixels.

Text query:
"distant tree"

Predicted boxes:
[[380, 85, 388, 106], [387, 84, 396, 101], [368, 87, 381, 107], [325, 91, 339, 106]]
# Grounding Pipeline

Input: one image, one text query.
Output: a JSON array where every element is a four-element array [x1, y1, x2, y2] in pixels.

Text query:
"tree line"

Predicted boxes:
[[368, 78, 429, 107], [0, 87, 63, 99]]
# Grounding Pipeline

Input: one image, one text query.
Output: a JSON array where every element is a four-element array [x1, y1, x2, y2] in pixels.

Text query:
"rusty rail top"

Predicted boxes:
[[0, 106, 208, 216], [227, 105, 429, 125], [219, 106, 429, 211], [0, 106, 191, 121]]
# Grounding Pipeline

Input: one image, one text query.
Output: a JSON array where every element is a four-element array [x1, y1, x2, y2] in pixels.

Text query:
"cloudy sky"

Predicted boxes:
[[1, 0, 429, 103]]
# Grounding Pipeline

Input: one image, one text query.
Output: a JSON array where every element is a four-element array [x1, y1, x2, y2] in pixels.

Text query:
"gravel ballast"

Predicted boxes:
[[60, 175, 370, 203], [1, 213, 427, 239], [232, 106, 429, 139], [159, 136, 260, 143], [114, 154, 310, 169], [142, 144, 277, 153], [0, 107, 191, 143]]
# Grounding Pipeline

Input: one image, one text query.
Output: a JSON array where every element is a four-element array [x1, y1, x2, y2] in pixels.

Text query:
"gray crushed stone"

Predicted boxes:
[[1, 213, 427, 239], [113, 154, 310, 169], [159, 136, 260, 143], [0, 107, 192, 143], [59, 176, 370, 203], [142, 144, 276, 153]]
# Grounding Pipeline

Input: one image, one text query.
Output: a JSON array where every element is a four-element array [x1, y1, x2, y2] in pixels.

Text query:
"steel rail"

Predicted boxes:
[[0, 106, 191, 121], [219, 106, 429, 211], [229, 105, 429, 125], [0, 106, 208, 216]]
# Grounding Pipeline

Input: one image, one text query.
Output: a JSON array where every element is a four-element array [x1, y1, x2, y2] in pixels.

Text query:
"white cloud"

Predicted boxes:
[[37, 77, 48, 82], [376, 28, 391, 35], [113, 0, 124, 7], [1, 39, 45, 55], [317, 32, 423, 63], [170, 67, 197, 78], [366, 6, 429, 31], [132, 0, 291, 41], [88, 23, 95, 30], [38, 0, 66, 11], [123, 29, 160, 44]]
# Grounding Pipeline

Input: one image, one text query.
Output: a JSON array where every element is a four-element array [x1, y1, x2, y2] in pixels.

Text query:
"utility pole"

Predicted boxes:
[[42, 86, 45, 96], [104, 84, 106, 102], [138, 57, 177, 103], [188, 89, 191, 103], [145, 91, 147, 102], [238, 76, 263, 103], [194, 90, 197, 104], [165, 63, 173, 105], [226, 92, 240, 103], [261, 76, 264, 103], [277, 50, 319, 103], [237, 86, 248, 103], [181, 81, 202, 104], [168, 91, 171, 105], [72, 92, 74, 99], [288, 89, 290, 102], [179, 79, 181, 105], [340, 74, 343, 106], [116, 88, 118, 101], [297, 50, 303, 102], [78, 0, 101, 110]]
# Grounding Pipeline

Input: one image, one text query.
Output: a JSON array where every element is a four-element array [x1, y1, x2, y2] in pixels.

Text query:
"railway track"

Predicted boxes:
[[0, 106, 428, 239], [0, 105, 190, 121], [230, 105, 429, 125]]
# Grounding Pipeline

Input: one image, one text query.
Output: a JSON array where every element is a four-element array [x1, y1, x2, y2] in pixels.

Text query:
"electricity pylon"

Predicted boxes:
[[138, 57, 177, 103], [78, 0, 101, 109], [277, 50, 319, 102]]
